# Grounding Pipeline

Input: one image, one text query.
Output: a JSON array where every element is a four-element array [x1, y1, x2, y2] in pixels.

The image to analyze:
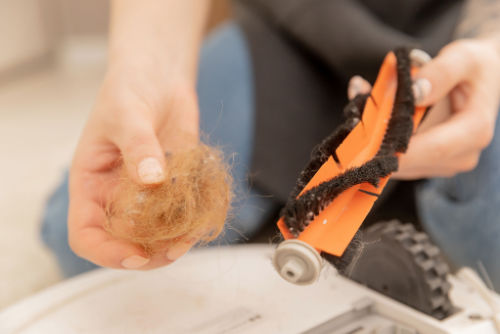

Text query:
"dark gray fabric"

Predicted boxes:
[[233, 0, 465, 201]]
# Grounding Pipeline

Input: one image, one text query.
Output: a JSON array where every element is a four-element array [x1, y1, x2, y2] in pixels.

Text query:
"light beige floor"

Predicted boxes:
[[0, 55, 106, 309]]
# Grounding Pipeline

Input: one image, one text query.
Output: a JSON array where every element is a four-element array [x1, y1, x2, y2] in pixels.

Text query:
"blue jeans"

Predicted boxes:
[[42, 22, 500, 290], [417, 114, 500, 291]]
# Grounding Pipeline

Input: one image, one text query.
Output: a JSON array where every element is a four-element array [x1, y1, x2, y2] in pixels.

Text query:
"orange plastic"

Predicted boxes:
[[277, 52, 426, 256]]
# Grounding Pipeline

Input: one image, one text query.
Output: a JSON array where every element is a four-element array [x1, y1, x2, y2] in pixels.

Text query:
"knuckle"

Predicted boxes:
[[67, 233, 82, 256], [448, 40, 486, 74], [441, 40, 475, 60], [431, 141, 449, 160], [121, 127, 157, 156], [435, 63, 455, 82], [433, 167, 456, 178], [172, 82, 197, 103], [475, 120, 494, 148], [442, 171, 457, 178], [457, 40, 479, 57], [458, 155, 480, 173], [479, 129, 494, 148], [440, 40, 461, 55], [123, 133, 151, 152]]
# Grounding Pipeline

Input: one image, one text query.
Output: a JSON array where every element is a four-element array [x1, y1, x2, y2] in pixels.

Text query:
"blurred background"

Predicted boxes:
[[0, 0, 230, 310]]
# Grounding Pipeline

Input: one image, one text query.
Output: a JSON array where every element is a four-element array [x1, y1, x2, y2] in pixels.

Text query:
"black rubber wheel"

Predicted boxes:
[[348, 220, 453, 320]]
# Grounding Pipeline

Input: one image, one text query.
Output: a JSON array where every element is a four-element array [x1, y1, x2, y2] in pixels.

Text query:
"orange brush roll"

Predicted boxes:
[[277, 51, 426, 257]]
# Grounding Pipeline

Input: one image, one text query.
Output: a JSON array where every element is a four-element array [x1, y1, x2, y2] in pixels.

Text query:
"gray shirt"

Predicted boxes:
[[233, 0, 465, 201]]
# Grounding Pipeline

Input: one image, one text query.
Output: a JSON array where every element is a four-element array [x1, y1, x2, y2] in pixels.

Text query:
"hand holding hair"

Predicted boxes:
[[67, 0, 233, 271], [69, 72, 232, 271]]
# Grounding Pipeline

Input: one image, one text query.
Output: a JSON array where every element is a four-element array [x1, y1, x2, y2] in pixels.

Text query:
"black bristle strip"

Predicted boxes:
[[291, 126, 351, 197], [282, 156, 398, 236], [343, 93, 370, 121], [322, 231, 363, 274], [378, 48, 415, 156], [289, 93, 370, 198]]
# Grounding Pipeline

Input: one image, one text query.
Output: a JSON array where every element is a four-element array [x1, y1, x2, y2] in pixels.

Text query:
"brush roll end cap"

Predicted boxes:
[[273, 239, 323, 285]]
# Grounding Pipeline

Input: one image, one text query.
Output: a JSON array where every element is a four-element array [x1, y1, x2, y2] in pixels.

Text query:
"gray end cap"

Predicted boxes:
[[273, 239, 323, 285]]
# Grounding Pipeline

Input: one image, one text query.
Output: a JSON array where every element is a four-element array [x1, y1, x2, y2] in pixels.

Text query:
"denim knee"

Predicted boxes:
[[417, 113, 500, 290], [40, 171, 98, 277]]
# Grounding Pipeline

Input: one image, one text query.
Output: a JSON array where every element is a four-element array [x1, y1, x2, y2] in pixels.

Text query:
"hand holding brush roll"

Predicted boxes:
[[273, 48, 429, 284], [274, 37, 500, 284], [394, 39, 500, 179], [349, 40, 500, 180]]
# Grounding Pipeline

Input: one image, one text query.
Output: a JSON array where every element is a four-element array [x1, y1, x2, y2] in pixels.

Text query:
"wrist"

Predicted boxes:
[[107, 0, 208, 84], [105, 54, 197, 95], [108, 48, 198, 84]]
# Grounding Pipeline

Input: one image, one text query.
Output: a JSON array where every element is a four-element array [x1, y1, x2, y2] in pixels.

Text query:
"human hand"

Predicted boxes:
[[68, 65, 203, 270], [348, 40, 500, 179]]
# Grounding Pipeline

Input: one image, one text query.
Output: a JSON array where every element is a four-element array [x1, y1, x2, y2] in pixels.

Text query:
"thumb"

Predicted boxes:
[[413, 43, 475, 107], [116, 118, 166, 185]]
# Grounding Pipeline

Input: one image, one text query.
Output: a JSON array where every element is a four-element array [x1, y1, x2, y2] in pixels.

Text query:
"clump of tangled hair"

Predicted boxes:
[[104, 143, 233, 255]]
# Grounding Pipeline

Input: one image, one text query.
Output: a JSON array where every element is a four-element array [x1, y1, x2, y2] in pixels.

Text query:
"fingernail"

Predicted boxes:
[[121, 255, 150, 269], [410, 49, 431, 67], [138, 157, 164, 184], [348, 76, 363, 99], [412, 78, 432, 105], [166, 243, 192, 261]]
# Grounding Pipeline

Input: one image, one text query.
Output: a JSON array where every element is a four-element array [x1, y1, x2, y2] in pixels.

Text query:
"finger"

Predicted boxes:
[[413, 43, 477, 106], [415, 98, 452, 134], [403, 114, 482, 165], [115, 115, 167, 185], [347, 75, 372, 100], [68, 166, 151, 269], [134, 227, 208, 270], [396, 106, 489, 180], [392, 165, 455, 179], [157, 87, 200, 152], [396, 147, 482, 179], [68, 195, 150, 269], [394, 151, 481, 179], [142, 239, 197, 270], [165, 226, 212, 260], [409, 49, 431, 67]]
